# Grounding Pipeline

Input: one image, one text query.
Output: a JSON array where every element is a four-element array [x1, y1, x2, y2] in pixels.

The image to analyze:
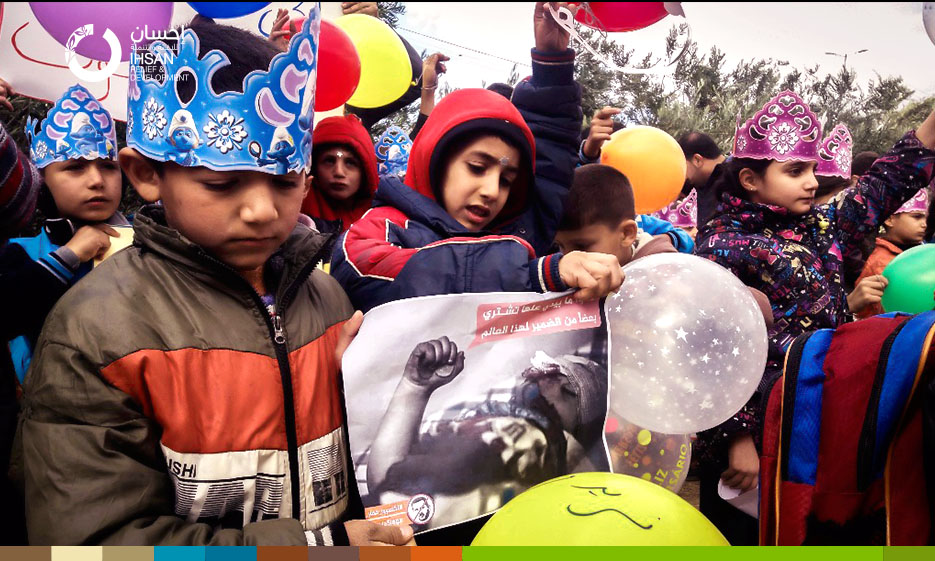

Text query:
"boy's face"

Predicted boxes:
[[885, 211, 928, 246], [152, 163, 308, 273], [554, 220, 638, 267], [314, 146, 363, 202], [441, 135, 520, 231], [43, 159, 122, 222]]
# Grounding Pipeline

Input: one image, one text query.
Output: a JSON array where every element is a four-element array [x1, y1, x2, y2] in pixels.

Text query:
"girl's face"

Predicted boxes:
[[314, 146, 363, 203], [743, 159, 819, 215], [43, 159, 122, 222]]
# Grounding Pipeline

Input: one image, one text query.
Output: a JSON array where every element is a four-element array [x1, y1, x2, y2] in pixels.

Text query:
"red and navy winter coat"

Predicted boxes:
[[331, 50, 582, 313]]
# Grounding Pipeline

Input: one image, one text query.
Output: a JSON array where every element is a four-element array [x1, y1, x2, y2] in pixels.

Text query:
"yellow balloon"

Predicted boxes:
[[472, 472, 727, 546], [600, 126, 687, 215], [334, 14, 411, 109]]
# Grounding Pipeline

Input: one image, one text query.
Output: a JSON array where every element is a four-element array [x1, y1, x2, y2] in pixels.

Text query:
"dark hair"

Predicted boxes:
[[171, 18, 282, 100], [678, 131, 722, 160], [558, 164, 635, 231], [851, 151, 879, 177], [486, 83, 514, 100], [710, 157, 772, 202], [816, 175, 851, 199]]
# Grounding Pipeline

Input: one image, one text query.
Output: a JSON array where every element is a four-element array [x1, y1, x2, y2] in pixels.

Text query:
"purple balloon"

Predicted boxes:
[[29, 2, 174, 63]]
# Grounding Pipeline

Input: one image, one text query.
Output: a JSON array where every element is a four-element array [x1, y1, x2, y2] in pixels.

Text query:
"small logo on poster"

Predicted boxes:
[[407, 494, 435, 525]]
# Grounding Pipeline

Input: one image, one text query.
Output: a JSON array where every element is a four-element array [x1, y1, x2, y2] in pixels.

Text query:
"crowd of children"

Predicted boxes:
[[0, 0, 934, 548]]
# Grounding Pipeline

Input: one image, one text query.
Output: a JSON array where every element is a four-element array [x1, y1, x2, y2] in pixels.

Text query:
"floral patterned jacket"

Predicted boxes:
[[696, 131, 934, 365], [692, 131, 934, 464]]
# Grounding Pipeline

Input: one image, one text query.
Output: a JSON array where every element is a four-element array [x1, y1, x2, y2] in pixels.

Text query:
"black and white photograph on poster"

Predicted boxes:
[[341, 291, 612, 534]]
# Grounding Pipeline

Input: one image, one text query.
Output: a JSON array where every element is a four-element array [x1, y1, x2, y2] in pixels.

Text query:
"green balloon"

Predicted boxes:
[[472, 472, 727, 546], [881, 244, 935, 314]]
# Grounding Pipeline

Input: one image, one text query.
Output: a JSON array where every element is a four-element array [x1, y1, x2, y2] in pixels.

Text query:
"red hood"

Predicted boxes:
[[404, 88, 536, 226], [302, 114, 378, 228]]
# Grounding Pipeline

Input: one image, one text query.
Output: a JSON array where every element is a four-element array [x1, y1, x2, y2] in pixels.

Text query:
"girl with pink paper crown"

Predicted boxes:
[[692, 92, 935, 544], [853, 188, 930, 318]]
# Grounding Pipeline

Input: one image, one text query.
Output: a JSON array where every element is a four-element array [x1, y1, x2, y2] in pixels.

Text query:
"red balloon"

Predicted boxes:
[[315, 20, 361, 112], [575, 2, 669, 32]]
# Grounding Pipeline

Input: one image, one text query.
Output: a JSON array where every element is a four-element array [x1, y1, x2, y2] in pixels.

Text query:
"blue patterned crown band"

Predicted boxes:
[[375, 126, 412, 178], [25, 84, 118, 169], [126, 6, 320, 175]]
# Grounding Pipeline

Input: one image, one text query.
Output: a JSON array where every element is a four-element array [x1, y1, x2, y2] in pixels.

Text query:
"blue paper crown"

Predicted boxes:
[[25, 84, 117, 169], [375, 126, 412, 178], [127, 6, 320, 175]]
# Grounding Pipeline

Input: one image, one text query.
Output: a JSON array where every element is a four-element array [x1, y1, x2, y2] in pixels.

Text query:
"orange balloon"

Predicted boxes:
[[600, 126, 686, 214]]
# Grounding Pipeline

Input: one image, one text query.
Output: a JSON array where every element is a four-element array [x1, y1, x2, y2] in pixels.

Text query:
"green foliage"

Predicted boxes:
[[573, 26, 933, 154], [377, 2, 406, 29]]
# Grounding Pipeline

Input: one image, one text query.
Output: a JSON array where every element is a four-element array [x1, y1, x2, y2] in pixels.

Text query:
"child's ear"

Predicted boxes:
[[738, 168, 760, 193], [119, 148, 162, 202], [883, 215, 896, 230], [304, 173, 313, 197], [617, 218, 639, 247]]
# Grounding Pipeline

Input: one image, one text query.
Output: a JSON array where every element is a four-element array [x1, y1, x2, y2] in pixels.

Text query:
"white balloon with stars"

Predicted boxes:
[[606, 253, 769, 434]]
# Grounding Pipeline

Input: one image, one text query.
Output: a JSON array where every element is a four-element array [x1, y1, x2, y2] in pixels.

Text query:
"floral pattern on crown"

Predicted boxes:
[[126, 6, 320, 175], [732, 91, 821, 162], [25, 84, 117, 169], [815, 123, 853, 178], [652, 189, 698, 229]]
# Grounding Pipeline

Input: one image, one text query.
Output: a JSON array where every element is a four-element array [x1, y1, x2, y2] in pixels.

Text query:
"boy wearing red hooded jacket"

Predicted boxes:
[[302, 114, 379, 233], [332, 3, 622, 314]]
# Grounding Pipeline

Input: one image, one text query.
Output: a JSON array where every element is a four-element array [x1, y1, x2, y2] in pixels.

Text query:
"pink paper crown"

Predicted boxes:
[[733, 91, 821, 162], [816, 123, 853, 178], [653, 189, 697, 228], [896, 189, 929, 214]]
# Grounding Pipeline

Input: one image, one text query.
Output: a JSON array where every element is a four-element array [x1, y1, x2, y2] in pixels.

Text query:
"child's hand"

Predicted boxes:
[[558, 251, 624, 301], [342, 2, 379, 17], [721, 433, 759, 492], [344, 519, 415, 546], [847, 274, 888, 313], [403, 336, 465, 391], [65, 224, 118, 263], [335, 311, 364, 369], [268, 9, 293, 51], [0, 77, 14, 111], [421, 52, 449, 90], [534, 2, 579, 53], [583, 106, 621, 159]]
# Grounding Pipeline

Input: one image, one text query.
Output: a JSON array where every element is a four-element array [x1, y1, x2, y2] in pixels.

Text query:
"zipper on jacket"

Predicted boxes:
[[194, 240, 331, 523]]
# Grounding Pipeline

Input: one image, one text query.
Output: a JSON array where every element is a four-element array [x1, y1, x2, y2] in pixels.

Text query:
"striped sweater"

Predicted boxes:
[[0, 121, 40, 239]]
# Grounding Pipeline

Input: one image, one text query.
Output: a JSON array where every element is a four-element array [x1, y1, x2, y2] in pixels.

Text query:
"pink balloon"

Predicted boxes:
[[29, 2, 174, 62], [575, 2, 669, 32]]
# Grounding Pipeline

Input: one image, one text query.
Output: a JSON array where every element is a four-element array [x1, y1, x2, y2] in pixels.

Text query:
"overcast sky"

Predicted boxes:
[[395, 2, 935, 103]]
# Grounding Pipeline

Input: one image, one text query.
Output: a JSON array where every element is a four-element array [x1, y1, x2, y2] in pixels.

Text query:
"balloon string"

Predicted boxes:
[[548, 4, 692, 76]]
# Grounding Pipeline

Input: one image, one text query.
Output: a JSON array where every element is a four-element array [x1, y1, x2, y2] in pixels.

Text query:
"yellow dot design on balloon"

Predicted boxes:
[[606, 416, 691, 493], [472, 472, 728, 546]]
